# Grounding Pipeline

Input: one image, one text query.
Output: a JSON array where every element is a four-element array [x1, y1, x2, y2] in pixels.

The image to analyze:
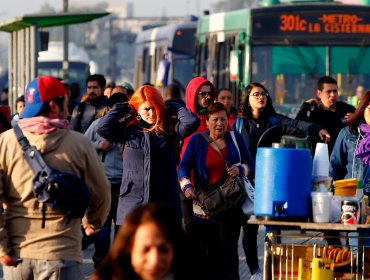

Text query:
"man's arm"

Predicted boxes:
[[79, 137, 111, 232], [70, 103, 85, 132], [295, 98, 317, 121]]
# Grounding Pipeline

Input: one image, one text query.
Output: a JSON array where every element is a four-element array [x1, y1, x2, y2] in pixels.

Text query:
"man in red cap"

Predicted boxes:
[[0, 76, 110, 279]]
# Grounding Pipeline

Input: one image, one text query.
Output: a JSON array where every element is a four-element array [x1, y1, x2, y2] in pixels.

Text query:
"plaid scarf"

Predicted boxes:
[[18, 117, 70, 134]]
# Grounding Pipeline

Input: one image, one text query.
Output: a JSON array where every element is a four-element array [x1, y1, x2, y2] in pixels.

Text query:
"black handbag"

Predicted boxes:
[[198, 132, 247, 217]]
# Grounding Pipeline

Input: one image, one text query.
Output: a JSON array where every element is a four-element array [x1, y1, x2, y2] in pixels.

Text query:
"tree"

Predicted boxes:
[[39, 3, 57, 14]]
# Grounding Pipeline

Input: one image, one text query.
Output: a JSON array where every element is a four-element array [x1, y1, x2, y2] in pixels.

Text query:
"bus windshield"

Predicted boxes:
[[251, 45, 370, 107], [38, 61, 89, 93]]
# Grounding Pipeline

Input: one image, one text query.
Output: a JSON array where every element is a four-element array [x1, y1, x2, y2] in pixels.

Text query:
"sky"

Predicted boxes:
[[0, 0, 219, 22]]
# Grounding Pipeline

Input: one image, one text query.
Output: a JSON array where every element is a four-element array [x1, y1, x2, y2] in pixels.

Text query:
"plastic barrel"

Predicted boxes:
[[254, 148, 312, 218]]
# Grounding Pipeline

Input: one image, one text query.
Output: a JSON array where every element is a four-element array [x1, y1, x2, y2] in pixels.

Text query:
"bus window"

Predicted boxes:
[[173, 29, 196, 55], [38, 61, 90, 95], [142, 48, 151, 84], [199, 43, 208, 78], [216, 42, 228, 88], [135, 59, 143, 87], [252, 46, 326, 105], [207, 35, 218, 83], [173, 58, 195, 92]]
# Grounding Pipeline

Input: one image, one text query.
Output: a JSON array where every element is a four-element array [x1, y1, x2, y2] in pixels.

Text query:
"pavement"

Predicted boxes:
[[0, 226, 266, 280]]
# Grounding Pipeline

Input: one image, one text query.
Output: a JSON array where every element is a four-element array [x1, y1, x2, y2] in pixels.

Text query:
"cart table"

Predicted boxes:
[[247, 216, 370, 280]]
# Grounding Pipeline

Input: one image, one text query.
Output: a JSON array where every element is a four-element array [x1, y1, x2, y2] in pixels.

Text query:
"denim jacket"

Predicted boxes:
[[329, 126, 366, 182]]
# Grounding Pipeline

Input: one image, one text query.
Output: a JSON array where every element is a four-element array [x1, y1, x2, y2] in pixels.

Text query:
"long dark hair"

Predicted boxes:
[[348, 90, 370, 133], [239, 82, 276, 119], [90, 203, 191, 280]]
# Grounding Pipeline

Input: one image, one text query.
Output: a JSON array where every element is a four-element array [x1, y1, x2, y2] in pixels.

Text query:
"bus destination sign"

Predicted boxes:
[[252, 10, 370, 37], [280, 13, 369, 34]]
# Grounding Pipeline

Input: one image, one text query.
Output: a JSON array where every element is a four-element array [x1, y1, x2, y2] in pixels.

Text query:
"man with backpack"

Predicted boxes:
[[71, 74, 108, 133], [0, 76, 110, 279]]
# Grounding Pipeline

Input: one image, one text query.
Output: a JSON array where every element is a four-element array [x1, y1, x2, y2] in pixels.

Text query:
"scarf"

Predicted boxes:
[[355, 124, 370, 164], [18, 117, 70, 134]]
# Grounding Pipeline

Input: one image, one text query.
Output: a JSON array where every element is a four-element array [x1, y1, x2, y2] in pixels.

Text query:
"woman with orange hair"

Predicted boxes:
[[96, 85, 199, 227]]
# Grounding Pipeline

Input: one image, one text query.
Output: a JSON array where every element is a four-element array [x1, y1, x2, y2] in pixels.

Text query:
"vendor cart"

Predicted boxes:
[[248, 217, 370, 280]]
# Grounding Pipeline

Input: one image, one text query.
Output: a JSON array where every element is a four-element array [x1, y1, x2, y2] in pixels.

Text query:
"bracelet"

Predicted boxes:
[[182, 184, 193, 193], [179, 177, 191, 192]]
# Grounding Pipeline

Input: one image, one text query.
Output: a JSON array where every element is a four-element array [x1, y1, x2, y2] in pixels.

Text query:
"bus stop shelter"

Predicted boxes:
[[0, 12, 109, 110]]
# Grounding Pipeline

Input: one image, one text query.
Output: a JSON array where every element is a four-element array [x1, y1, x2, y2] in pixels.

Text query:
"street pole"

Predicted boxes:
[[63, 0, 69, 82]]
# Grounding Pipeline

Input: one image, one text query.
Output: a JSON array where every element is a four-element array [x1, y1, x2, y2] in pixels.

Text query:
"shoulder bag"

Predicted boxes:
[[14, 125, 90, 228], [229, 132, 255, 217], [198, 132, 247, 217]]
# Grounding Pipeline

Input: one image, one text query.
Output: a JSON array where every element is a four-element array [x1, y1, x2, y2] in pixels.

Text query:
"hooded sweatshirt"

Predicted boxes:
[[0, 127, 110, 261], [180, 77, 216, 160]]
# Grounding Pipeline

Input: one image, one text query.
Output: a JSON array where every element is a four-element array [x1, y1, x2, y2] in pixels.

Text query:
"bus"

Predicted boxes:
[[134, 19, 197, 97], [38, 41, 97, 95], [195, 2, 370, 114]]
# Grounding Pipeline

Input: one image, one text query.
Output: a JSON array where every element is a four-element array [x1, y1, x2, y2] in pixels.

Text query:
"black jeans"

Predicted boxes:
[[242, 221, 260, 274], [191, 207, 242, 280]]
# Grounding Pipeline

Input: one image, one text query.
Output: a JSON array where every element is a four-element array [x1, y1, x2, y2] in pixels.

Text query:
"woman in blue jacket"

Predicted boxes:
[[178, 102, 254, 280], [96, 85, 200, 226]]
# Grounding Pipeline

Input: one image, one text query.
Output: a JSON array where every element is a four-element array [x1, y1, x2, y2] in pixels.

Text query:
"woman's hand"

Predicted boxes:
[[344, 112, 353, 122], [227, 165, 240, 177], [184, 186, 197, 200]]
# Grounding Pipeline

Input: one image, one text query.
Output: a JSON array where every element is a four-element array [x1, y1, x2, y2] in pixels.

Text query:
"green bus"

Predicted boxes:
[[195, 2, 370, 114]]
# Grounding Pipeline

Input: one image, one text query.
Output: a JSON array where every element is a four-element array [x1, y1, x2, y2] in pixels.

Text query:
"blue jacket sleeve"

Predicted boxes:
[[329, 128, 348, 181], [167, 101, 200, 139], [84, 119, 102, 151], [178, 133, 198, 181], [96, 102, 132, 143], [278, 113, 321, 136]]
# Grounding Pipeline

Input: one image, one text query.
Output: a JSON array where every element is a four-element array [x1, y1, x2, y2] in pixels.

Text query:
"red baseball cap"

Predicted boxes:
[[21, 76, 67, 118]]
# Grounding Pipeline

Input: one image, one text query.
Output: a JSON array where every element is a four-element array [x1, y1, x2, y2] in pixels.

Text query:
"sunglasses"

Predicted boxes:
[[198, 91, 213, 98]]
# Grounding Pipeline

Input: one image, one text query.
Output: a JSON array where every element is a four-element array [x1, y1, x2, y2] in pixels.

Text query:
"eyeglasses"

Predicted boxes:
[[198, 91, 213, 98], [250, 92, 268, 97]]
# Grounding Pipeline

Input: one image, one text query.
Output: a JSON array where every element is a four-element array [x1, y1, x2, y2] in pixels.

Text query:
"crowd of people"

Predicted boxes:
[[0, 73, 368, 280]]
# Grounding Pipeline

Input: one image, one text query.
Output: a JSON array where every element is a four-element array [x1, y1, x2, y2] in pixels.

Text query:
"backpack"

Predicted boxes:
[[14, 125, 90, 228]]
